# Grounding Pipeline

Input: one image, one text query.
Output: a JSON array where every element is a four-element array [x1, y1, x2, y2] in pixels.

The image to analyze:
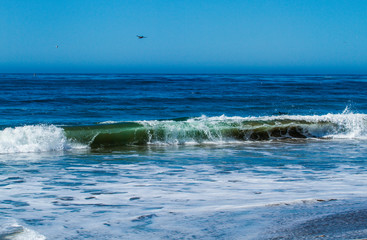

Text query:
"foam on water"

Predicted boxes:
[[0, 125, 72, 154], [1, 154, 367, 239]]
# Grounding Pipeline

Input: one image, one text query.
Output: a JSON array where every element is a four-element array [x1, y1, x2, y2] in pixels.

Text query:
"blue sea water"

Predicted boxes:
[[0, 74, 367, 239]]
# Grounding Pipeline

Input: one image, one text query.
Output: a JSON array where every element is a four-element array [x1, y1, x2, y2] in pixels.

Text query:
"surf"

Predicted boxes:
[[1, 113, 366, 153]]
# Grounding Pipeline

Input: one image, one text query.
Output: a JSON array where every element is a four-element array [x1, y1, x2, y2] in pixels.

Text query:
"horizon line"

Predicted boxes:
[[1, 72, 367, 75]]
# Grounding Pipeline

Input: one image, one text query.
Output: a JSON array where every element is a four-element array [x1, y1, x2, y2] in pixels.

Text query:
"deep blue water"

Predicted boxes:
[[0, 74, 367, 239], [1, 74, 366, 127]]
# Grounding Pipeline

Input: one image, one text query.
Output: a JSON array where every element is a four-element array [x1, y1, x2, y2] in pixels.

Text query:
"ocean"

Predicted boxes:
[[0, 74, 367, 239]]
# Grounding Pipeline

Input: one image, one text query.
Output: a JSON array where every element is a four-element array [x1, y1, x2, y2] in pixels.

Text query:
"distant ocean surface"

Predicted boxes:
[[1, 74, 367, 239]]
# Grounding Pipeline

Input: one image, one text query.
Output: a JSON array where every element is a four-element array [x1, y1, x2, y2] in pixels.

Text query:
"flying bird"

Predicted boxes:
[[136, 35, 147, 39], [56, 45, 59, 48]]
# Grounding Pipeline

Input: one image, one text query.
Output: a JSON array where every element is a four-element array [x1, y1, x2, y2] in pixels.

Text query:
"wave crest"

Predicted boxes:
[[1, 113, 366, 153], [0, 125, 69, 153], [68, 113, 367, 148]]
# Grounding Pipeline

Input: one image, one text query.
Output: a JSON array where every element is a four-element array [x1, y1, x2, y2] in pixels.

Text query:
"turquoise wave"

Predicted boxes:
[[1, 114, 365, 153], [63, 115, 357, 148]]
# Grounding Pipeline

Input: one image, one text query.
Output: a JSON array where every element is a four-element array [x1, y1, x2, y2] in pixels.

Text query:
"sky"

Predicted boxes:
[[1, 0, 367, 74]]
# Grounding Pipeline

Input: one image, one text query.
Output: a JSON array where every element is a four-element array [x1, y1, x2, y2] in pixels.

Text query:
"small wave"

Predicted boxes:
[[1, 113, 366, 153], [97, 120, 119, 124]]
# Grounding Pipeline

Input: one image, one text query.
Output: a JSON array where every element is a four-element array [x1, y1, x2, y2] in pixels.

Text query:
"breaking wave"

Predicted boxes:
[[1, 113, 367, 153], [0, 125, 70, 154]]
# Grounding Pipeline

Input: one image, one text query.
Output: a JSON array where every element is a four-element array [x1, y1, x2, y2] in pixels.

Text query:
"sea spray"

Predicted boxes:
[[0, 125, 69, 153]]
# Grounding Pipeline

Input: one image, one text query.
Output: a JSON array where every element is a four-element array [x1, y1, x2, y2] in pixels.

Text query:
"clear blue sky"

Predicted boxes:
[[1, 0, 367, 73]]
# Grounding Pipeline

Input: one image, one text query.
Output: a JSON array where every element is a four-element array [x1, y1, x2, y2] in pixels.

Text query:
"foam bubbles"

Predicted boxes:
[[0, 125, 69, 154]]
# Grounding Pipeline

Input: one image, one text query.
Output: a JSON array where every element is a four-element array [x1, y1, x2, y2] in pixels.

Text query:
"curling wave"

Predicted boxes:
[[1, 113, 366, 153]]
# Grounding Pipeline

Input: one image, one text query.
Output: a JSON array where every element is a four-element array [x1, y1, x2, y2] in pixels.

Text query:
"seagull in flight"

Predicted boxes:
[[136, 35, 147, 39]]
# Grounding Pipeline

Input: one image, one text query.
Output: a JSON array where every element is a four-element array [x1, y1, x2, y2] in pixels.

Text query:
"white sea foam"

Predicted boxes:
[[0, 125, 71, 154], [97, 120, 118, 124], [1, 150, 367, 239]]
